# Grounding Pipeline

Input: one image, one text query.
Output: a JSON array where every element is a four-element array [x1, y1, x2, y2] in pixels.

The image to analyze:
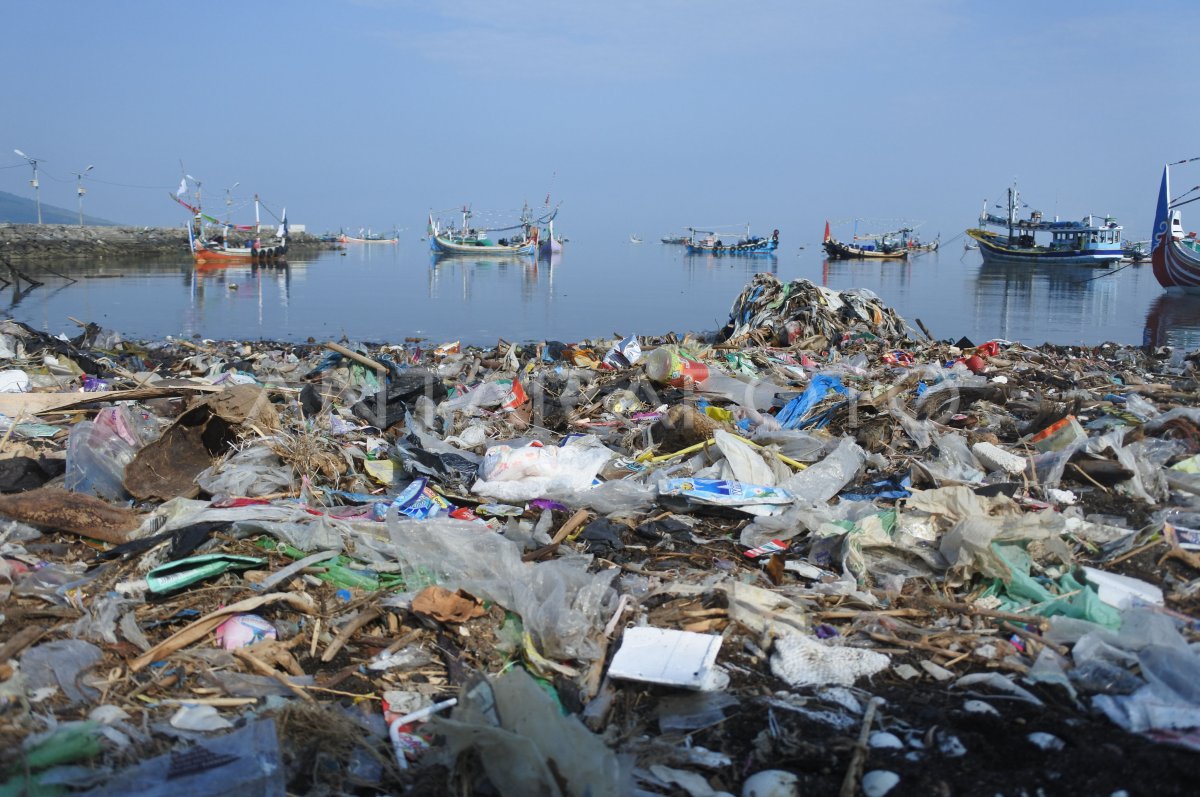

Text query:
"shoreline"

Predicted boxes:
[[0, 223, 336, 262]]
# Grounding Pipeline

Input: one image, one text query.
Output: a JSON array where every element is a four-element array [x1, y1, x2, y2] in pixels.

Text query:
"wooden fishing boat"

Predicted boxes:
[[822, 221, 907, 260], [338, 229, 398, 244], [428, 206, 540, 256], [684, 225, 779, 255], [660, 234, 688, 245], [1152, 161, 1200, 290], [966, 183, 1122, 267], [173, 187, 287, 264], [538, 219, 563, 259]]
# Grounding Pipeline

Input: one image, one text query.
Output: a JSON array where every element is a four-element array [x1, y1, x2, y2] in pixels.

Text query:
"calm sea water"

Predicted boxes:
[[5, 237, 1200, 350]]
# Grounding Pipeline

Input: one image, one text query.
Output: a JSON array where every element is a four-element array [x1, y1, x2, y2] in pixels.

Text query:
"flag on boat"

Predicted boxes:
[[823, 220, 831, 243], [176, 178, 187, 198]]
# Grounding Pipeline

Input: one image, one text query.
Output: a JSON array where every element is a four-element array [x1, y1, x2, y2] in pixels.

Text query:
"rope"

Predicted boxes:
[[1071, 261, 1137, 284]]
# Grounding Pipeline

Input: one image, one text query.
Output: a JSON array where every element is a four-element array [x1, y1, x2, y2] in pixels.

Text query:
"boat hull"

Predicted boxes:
[[430, 234, 535, 256], [685, 238, 779, 255], [1151, 165, 1200, 291], [339, 236, 397, 244], [193, 244, 287, 264], [538, 239, 563, 258], [822, 238, 907, 260], [967, 229, 1121, 267]]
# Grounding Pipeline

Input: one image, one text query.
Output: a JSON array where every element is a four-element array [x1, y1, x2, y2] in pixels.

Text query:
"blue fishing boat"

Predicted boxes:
[[685, 225, 779, 255], [966, 184, 1122, 267]]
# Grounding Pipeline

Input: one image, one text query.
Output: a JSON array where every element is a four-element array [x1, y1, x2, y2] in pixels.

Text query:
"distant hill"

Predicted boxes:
[[0, 189, 116, 225]]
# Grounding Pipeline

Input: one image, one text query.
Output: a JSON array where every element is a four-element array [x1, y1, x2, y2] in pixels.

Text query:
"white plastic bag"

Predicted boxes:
[[473, 437, 613, 502]]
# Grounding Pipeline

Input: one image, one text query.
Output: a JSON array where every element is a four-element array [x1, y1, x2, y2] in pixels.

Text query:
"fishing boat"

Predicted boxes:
[[1122, 239, 1150, 263], [684, 224, 779, 255], [822, 221, 907, 260], [966, 184, 1123, 267], [906, 232, 940, 254], [660, 234, 688, 245], [428, 205, 542, 256], [1151, 161, 1200, 290], [173, 187, 288, 264], [629, 234, 644, 244], [539, 219, 563, 259], [339, 229, 398, 244]]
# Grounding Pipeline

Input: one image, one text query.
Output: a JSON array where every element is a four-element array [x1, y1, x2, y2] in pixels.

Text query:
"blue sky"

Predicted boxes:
[[2, 1, 1194, 243]]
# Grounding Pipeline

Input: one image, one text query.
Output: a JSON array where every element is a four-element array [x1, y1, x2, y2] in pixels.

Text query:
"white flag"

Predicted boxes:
[[176, 177, 187, 197]]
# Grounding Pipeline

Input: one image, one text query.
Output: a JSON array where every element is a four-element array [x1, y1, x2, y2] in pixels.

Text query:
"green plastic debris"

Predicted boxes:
[[257, 539, 405, 591], [981, 543, 1121, 628], [0, 722, 101, 797], [145, 553, 265, 594]]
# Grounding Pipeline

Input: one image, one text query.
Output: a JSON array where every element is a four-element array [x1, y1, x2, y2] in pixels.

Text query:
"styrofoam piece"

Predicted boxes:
[[769, 631, 890, 688], [0, 370, 30, 393], [607, 627, 722, 689], [971, 441, 1026, 475], [1081, 566, 1164, 609]]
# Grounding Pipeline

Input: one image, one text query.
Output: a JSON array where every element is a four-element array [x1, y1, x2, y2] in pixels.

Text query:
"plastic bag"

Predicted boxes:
[[195, 444, 294, 497], [780, 436, 865, 502], [376, 516, 616, 662], [64, 407, 150, 501], [750, 427, 832, 463], [923, 432, 985, 483], [546, 479, 658, 516], [472, 437, 613, 502]]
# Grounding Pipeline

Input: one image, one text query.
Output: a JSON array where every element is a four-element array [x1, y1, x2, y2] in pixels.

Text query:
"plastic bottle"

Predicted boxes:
[[644, 346, 710, 387]]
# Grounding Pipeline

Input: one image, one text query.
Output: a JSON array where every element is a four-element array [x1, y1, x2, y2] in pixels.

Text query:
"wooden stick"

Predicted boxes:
[[866, 632, 1029, 674], [522, 508, 592, 562], [0, 626, 46, 661], [129, 592, 316, 672], [915, 318, 935, 342], [234, 648, 315, 703], [321, 606, 382, 662], [913, 596, 1050, 630], [323, 341, 386, 373], [309, 617, 322, 659], [839, 696, 883, 797], [1106, 536, 1164, 566], [160, 697, 258, 707], [1000, 621, 1069, 657]]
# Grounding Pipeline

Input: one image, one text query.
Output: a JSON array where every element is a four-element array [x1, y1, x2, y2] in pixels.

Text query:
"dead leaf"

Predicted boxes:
[[411, 586, 485, 624]]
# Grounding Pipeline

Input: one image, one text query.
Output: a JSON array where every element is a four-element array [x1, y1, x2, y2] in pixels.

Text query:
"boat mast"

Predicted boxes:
[[254, 194, 261, 236], [1007, 185, 1017, 245]]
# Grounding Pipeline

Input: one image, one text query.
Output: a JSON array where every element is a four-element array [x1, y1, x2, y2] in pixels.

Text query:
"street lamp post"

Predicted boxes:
[[14, 149, 43, 224], [75, 165, 94, 226]]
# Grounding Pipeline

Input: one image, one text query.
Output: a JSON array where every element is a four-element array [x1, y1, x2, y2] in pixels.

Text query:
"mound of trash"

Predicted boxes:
[[1, 280, 1200, 796], [720, 273, 912, 346]]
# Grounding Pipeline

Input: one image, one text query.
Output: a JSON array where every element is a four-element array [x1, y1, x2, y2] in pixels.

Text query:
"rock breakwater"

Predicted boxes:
[[0, 223, 329, 262]]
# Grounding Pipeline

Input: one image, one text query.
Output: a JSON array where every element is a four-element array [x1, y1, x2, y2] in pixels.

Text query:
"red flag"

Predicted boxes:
[[823, 220, 831, 242]]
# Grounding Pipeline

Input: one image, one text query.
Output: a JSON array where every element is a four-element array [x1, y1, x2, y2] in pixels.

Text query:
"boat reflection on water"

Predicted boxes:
[[1143, 292, 1200, 350], [185, 260, 294, 337], [970, 260, 1124, 342], [428, 252, 553, 304], [820, 256, 912, 288], [683, 251, 777, 275]]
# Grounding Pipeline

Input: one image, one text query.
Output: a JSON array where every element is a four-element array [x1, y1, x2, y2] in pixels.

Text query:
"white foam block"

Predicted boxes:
[[607, 627, 722, 689]]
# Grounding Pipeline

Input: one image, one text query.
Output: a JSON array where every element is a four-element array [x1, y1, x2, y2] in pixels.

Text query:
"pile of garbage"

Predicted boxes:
[[2, 278, 1200, 796]]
